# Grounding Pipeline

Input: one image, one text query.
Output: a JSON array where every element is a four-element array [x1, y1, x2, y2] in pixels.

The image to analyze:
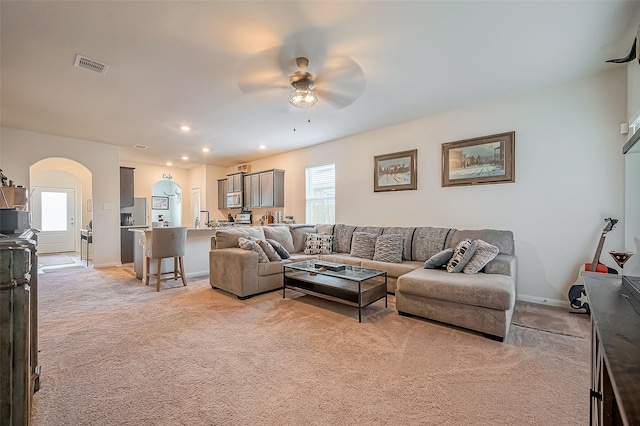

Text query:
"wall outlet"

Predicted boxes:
[[103, 203, 114, 210]]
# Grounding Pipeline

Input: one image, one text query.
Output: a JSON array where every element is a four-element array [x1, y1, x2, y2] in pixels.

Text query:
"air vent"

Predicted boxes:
[[133, 144, 149, 150], [74, 54, 109, 75]]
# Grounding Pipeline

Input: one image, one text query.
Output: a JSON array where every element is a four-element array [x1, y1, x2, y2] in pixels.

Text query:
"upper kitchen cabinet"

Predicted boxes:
[[244, 169, 284, 208], [226, 172, 243, 193], [120, 167, 134, 207], [217, 179, 227, 209]]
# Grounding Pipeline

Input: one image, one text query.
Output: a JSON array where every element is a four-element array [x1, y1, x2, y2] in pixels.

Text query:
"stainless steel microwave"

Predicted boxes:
[[227, 192, 242, 208]]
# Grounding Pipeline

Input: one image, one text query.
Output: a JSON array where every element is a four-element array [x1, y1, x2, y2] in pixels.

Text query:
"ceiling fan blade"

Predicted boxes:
[[315, 89, 359, 109], [314, 56, 366, 109], [237, 47, 289, 94]]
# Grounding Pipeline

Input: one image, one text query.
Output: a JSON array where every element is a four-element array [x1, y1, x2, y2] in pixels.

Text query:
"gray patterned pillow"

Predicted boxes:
[[350, 232, 377, 259], [463, 239, 499, 274], [248, 236, 281, 262], [238, 237, 269, 263], [372, 234, 404, 263], [446, 238, 477, 273], [424, 248, 454, 269], [303, 233, 333, 255]]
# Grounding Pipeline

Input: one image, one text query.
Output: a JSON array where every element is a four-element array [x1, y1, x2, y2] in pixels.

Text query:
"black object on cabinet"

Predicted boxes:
[[0, 232, 40, 425], [120, 167, 134, 208]]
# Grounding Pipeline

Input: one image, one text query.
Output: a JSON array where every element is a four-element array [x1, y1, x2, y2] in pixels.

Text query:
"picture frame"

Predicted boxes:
[[442, 132, 515, 187], [152, 196, 169, 210], [374, 149, 418, 192]]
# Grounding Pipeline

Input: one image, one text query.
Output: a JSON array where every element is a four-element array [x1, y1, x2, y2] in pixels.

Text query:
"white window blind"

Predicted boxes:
[[305, 163, 335, 224]]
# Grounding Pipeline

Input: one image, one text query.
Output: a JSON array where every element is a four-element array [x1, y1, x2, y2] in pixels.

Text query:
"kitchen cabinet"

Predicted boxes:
[[243, 175, 251, 208], [120, 167, 134, 208], [226, 173, 243, 193], [217, 179, 227, 209], [121, 228, 134, 263], [244, 169, 284, 208]]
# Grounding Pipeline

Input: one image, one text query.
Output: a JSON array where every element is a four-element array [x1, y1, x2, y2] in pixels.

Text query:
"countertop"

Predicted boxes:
[[120, 225, 149, 229]]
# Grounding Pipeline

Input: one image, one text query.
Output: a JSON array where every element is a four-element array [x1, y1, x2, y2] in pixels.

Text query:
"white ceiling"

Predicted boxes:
[[2, 1, 639, 168]]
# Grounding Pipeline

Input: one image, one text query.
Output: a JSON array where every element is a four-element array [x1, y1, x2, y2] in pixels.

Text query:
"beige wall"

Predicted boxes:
[[0, 127, 120, 267], [0, 68, 628, 302], [232, 68, 628, 304], [30, 157, 93, 229], [628, 61, 640, 123]]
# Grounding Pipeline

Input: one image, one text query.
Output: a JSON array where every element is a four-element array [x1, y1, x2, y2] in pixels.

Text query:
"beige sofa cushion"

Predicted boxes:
[[396, 268, 515, 311], [215, 228, 266, 249], [289, 224, 317, 253], [360, 259, 423, 279], [263, 226, 295, 253], [257, 259, 291, 276]]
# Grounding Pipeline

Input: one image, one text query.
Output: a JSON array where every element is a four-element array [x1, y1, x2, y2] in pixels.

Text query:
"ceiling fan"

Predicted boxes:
[[237, 47, 366, 110]]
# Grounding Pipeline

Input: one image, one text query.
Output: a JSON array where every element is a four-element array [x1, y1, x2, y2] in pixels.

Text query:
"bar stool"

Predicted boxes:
[[144, 226, 187, 291]]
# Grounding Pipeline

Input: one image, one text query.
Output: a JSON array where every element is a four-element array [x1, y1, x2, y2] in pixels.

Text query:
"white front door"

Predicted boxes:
[[32, 186, 76, 253]]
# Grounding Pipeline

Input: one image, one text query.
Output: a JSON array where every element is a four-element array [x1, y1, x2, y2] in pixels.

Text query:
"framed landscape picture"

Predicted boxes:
[[442, 132, 515, 187], [152, 196, 169, 210], [374, 149, 417, 192]]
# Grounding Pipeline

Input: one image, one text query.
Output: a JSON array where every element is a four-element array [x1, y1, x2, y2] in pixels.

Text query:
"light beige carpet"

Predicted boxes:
[[32, 267, 590, 425]]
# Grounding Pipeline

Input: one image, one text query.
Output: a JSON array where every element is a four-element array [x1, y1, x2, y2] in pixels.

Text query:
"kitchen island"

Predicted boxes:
[[130, 227, 218, 281]]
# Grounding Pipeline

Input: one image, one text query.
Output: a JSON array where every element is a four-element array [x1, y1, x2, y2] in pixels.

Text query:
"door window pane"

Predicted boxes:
[[41, 192, 67, 231]]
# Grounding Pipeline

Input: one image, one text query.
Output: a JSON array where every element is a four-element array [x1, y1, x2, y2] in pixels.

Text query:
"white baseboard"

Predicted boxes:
[[516, 294, 568, 308], [93, 262, 122, 268]]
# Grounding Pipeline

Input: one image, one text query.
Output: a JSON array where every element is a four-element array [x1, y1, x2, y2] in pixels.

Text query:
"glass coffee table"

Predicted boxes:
[[283, 260, 388, 322]]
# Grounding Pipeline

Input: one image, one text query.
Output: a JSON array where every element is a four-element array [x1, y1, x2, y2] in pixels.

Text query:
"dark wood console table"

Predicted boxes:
[[583, 272, 640, 425]]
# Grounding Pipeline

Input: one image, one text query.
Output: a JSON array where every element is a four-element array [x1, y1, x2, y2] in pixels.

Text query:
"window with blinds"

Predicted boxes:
[[305, 163, 335, 224]]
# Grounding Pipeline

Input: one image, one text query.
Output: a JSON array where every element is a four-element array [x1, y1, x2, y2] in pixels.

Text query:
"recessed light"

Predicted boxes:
[[180, 126, 191, 132], [181, 156, 189, 160], [259, 145, 266, 150], [202, 147, 210, 153], [166, 162, 172, 166]]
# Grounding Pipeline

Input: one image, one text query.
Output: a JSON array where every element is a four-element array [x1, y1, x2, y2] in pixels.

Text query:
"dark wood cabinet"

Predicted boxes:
[[1, 233, 40, 425], [120, 167, 134, 208], [584, 272, 640, 425], [120, 228, 134, 264], [217, 179, 227, 209]]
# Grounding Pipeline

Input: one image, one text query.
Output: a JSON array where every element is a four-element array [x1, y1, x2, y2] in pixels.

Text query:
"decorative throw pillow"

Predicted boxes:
[[248, 236, 281, 262], [463, 239, 499, 274], [446, 238, 477, 273], [238, 237, 269, 263], [267, 239, 290, 259], [372, 234, 404, 263], [263, 226, 295, 253], [303, 233, 333, 255], [350, 232, 377, 259], [424, 248, 454, 269]]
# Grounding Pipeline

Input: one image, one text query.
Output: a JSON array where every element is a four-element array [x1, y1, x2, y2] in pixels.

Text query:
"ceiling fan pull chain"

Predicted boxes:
[[308, 105, 311, 123], [293, 108, 297, 132]]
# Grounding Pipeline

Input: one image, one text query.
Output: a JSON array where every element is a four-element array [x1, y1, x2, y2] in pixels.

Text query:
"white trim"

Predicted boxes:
[[93, 262, 121, 268], [516, 294, 568, 308]]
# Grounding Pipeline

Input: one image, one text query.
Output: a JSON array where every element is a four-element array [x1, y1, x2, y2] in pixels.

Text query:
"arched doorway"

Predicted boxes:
[[151, 180, 182, 226], [30, 158, 92, 261]]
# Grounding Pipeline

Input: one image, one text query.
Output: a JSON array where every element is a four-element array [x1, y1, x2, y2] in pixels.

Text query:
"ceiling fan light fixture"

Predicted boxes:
[[289, 85, 317, 108]]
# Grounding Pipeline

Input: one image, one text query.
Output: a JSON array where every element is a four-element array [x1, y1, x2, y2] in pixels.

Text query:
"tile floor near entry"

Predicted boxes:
[[37, 252, 88, 274]]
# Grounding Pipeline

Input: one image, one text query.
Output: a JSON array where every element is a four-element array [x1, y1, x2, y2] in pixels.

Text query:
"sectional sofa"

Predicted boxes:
[[209, 224, 517, 340]]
